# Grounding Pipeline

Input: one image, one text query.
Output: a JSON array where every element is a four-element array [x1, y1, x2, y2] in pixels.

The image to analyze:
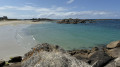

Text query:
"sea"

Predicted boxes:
[[1, 20, 120, 50]]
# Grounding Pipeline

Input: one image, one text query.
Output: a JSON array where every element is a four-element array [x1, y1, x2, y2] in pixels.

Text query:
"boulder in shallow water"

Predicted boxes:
[[107, 40, 120, 49]]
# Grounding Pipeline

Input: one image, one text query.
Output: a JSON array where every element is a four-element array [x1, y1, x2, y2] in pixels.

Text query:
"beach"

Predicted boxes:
[[0, 20, 47, 26], [0, 20, 120, 67], [0, 20, 46, 60], [0, 20, 120, 60]]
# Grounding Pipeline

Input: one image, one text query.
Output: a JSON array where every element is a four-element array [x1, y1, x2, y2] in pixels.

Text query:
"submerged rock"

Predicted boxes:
[[22, 43, 91, 67]]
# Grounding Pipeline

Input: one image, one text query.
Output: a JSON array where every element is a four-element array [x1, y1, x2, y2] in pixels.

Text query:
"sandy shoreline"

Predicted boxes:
[[0, 20, 46, 60], [0, 20, 47, 26]]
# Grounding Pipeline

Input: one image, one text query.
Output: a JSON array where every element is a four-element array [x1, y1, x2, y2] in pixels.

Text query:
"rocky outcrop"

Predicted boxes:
[[107, 40, 120, 49], [57, 19, 96, 24], [1, 40, 120, 67], [88, 50, 113, 67], [105, 40, 120, 58], [68, 47, 113, 67], [22, 43, 91, 67], [0, 60, 5, 67], [32, 18, 54, 22], [103, 41, 120, 67], [8, 56, 22, 63], [4, 62, 21, 67], [105, 47, 120, 58], [0, 56, 22, 67], [21, 42, 120, 67], [105, 57, 120, 67]]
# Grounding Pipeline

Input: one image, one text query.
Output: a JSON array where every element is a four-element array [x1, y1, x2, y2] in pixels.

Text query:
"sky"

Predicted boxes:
[[0, 0, 120, 19]]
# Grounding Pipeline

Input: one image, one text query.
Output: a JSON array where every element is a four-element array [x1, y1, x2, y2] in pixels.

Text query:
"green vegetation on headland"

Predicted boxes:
[[0, 40, 120, 67]]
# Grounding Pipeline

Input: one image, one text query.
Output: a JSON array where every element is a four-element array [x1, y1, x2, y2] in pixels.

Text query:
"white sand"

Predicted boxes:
[[0, 20, 45, 60]]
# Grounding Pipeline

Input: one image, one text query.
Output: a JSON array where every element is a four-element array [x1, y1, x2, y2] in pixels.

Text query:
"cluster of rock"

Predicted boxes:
[[68, 41, 120, 67], [57, 19, 96, 24], [0, 56, 22, 67], [22, 43, 91, 67], [0, 40, 120, 67], [31, 18, 54, 22]]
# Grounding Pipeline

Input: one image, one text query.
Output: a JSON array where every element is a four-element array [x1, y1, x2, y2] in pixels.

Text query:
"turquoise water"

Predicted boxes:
[[22, 20, 120, 49]]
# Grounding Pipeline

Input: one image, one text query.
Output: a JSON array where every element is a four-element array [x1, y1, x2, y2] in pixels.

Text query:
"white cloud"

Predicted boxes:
[[0, 5, 119, 19], [0, 6, 16, 10], [67, 0, 74, 4], [36, 11, 111, 19], [0, 11, 16, 18], [0, 6, 67, 12]]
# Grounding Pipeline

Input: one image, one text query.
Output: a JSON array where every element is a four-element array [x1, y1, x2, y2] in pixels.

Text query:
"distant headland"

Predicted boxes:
[[0, 16, 120, 23]]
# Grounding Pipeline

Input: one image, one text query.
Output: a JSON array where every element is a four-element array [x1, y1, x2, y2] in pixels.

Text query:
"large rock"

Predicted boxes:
[[68, 47, 99, 60], [0, 60, 5, 67], [105, 57, 120, 67], [8, 56, 22, 63], [88, 50, 113, 67], [3, 62, 21, 67], [22, 43, 91, 67], [68, 49, 91, 59], [68, 46, 114, 67], [107, 40, 120, 49], [91, 47, 99, 52], [105, 47, 120, 58]]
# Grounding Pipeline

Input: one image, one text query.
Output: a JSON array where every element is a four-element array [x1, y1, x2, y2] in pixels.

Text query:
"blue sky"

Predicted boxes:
[[0, 0, 120, 19]]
